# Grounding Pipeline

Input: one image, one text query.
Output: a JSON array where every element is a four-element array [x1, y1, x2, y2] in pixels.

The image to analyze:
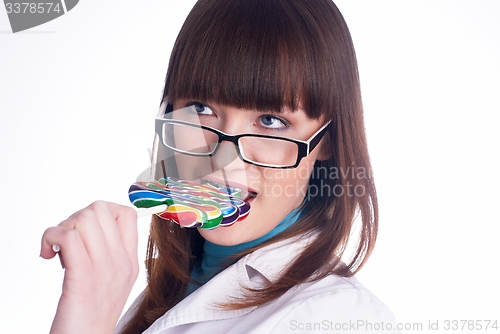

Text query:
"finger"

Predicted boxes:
[[104, 202, 139, 263], [41, 225, 92, 273], [78, 201, 138, 263], [61, 205, 111, 264]]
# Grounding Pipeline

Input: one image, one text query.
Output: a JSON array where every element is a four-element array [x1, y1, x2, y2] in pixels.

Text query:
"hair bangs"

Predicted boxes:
[[163, 0, 350, 120]]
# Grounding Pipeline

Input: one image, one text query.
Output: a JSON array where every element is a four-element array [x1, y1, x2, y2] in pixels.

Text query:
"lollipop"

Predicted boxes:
[[128, 177, 251, 229]]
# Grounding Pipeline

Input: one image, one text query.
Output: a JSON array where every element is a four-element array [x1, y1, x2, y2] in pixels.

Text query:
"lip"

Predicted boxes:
[[200, 176, 258, 202]]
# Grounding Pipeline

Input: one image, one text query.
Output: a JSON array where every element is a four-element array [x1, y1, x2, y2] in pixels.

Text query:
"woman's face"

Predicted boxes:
[[170, 99, 328, 245]]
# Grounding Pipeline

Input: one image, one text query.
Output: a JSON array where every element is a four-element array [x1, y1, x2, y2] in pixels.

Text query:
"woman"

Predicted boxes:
[[41, 0, 398, 333]]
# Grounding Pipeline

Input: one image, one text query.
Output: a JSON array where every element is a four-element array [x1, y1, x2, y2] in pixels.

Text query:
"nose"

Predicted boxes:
[[210, 117, 248, 169], [212, 141, 244, 171], [176, 140, 243, 181]]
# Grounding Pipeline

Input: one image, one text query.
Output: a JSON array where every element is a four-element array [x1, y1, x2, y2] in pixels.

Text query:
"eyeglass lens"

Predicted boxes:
[[161, 122, 299, 167]]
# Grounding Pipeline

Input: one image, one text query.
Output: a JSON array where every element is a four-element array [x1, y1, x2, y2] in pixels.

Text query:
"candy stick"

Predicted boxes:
[[136, 204, 168, 218]]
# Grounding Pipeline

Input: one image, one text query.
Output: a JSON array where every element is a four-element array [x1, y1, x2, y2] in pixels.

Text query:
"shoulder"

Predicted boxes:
[[267, 274, 400, 333]]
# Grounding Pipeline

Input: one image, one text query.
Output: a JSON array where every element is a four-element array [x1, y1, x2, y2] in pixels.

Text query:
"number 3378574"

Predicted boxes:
[[5, 3, 62, 14]]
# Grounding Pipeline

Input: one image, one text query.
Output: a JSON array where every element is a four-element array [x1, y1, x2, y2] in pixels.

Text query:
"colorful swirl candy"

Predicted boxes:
[[128, 177, 251, 229]]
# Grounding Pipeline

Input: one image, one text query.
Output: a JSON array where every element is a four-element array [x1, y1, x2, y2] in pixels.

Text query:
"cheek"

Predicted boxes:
[[258, 167, 312, 200]]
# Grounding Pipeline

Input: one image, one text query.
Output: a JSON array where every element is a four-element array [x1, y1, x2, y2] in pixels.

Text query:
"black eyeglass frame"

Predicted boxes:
[[155, 118, 331, 169]]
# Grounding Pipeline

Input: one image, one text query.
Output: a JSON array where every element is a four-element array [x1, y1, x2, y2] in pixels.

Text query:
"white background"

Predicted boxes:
[[1, 1, 499, 333]]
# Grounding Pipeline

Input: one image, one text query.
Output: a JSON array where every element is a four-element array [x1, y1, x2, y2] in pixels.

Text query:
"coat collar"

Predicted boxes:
[[143, 232, 317, 332]]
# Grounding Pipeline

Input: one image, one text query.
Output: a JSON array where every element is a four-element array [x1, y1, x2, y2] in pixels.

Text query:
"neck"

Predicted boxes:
[[186, 206, 303, 295]]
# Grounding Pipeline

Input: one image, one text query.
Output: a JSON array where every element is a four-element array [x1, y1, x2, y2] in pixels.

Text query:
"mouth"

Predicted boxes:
[[201, 178, 258, 203]]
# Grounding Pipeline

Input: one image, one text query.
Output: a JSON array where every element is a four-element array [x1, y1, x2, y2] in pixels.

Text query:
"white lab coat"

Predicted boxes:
[[115, 234, 400, 333]]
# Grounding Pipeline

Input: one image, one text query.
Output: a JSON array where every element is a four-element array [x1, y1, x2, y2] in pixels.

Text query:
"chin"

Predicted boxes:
[[197, 219, 255, 246]]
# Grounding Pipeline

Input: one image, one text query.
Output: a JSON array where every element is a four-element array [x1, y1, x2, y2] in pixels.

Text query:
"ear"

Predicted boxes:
[[316, 138, 333, 161]]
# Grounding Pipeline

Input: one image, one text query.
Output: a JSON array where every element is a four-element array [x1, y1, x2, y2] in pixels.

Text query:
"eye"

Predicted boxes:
[[258, 115, 287, 129], [186, 102, 213, 115]]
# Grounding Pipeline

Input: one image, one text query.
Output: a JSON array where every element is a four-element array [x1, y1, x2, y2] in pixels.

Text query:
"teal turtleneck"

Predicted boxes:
[[186, 206, 303, 295]]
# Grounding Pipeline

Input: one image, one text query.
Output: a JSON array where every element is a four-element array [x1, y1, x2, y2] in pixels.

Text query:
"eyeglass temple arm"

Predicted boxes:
[[307, 122, 331, 154]]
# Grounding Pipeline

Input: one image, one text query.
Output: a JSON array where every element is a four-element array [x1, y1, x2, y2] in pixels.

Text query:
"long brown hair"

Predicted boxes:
[[121, 0, 377, 332]]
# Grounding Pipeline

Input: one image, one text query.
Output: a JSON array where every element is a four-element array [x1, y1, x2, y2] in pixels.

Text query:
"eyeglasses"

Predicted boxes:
[[155, 118, 331, 169]]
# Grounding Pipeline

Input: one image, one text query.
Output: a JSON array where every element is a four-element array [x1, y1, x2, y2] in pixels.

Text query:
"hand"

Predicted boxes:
[[40, 201, 139, 334]]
